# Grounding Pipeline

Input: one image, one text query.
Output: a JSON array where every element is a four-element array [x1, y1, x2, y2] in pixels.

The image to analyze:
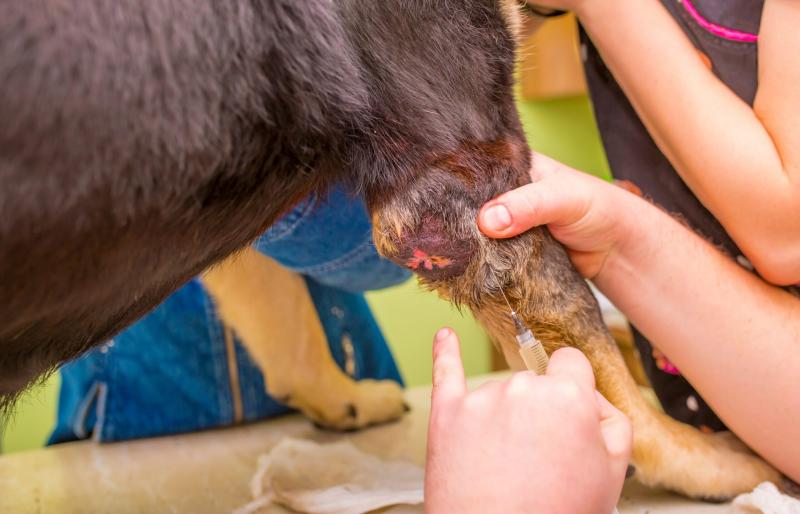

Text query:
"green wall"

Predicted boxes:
[[1, 374, 60, 454], [1, 94, 608, 454], [366, 282, 491, 388], [518, 94, 610, 180]]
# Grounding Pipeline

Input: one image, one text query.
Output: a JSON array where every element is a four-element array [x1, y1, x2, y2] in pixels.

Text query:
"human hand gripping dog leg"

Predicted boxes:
[[424, 327, 631, 514]]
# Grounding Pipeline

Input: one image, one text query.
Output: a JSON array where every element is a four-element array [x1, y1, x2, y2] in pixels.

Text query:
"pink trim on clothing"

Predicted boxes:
[[681, 0, 759, 43], [659, 358, 681, 376]]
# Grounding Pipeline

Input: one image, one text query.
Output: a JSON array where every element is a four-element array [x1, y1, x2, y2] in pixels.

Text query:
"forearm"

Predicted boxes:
[[576, 0, 800, 283], [594, 194, 800, 481]]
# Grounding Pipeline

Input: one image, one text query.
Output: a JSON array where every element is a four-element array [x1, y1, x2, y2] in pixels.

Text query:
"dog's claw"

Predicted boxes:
[[288, 379, 406, 431]]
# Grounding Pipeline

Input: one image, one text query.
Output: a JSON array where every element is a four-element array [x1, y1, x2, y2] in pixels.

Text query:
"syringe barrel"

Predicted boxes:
[[515, 329, 534, 346], [518, 337, 549, 375]]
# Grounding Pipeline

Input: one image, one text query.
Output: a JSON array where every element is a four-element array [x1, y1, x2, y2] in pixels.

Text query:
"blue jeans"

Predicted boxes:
[[50, 186, 410, 443]]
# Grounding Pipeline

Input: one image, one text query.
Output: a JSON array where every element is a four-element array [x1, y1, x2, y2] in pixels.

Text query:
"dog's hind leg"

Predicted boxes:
[[201, 248, 405, 430], [467, 240, 783, 500], [491, 318, 780, 499], [368, 143, 781, 497]]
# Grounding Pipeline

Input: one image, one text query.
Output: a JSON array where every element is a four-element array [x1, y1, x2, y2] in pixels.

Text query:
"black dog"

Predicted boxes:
[[0, 0, 523, 403], [1, 1, 784, 498]]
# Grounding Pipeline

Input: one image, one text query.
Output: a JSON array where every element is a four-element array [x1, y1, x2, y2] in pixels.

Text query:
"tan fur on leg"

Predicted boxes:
[[366, 136, 781, 497], [611, 325, 651, 388], [201, 248, 405, 430], [437, 240, 782, 500], [491, 318, 780, 499], [371, 178, 780, 497]]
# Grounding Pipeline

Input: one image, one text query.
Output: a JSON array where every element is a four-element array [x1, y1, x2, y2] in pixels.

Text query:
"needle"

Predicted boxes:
[[499, 288, 514, 312], [499, 288, 550, 375]]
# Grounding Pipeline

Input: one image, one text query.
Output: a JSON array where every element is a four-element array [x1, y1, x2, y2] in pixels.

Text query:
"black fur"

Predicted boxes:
[[0, 0, 522, 407]]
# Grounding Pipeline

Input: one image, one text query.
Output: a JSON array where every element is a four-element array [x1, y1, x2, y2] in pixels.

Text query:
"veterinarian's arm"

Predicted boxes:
[[528, 0, 800, 285], [425, 328, 631, 514], [479, 154, 800, 482]]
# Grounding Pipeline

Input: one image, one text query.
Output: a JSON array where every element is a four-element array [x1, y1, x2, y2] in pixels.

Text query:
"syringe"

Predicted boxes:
[[500, 290, 549, 375]]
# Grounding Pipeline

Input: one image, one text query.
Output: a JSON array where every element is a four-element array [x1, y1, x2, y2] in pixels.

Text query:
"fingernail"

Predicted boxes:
[[435, 327, 451, 341], [482, 204, 512, 231]]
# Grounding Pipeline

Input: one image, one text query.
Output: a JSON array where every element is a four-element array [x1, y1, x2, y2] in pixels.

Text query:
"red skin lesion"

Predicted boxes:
[[406, 248, 454, 271], [387, 213, 476, 280]]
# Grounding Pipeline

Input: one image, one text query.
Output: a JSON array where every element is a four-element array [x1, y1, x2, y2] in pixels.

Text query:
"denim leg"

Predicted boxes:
[[51, 187, 406, 443], [254, 185, 410, 292]]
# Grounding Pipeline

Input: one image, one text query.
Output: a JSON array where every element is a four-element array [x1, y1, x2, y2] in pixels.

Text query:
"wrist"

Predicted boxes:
[[592, 193, 657, 288], [573, 0, 614, 27]]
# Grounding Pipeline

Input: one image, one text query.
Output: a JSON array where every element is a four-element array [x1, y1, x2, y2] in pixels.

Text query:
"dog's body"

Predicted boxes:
[[0, 0, 522, 395], [0, 0, 781, 498]]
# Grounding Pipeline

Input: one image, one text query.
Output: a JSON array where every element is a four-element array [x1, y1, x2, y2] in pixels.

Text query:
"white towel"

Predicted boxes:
[[233, 438, 424, 514], [733, 482, 800, 514]]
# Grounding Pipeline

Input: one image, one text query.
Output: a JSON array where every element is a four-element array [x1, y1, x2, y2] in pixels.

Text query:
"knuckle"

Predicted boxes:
[[432, 363, 459, 387], [609, 438, 634, 463], [518, 189, 544, 220], [550, 378, 585, 404], [507, 371, 537, 390], [553, 346, 588, 364], [505, 375, 542, 403], [428, 407, 455, 435], [465, 381, 502, 406], [462, 392, 493, 415], [619, 418, 634, 452]]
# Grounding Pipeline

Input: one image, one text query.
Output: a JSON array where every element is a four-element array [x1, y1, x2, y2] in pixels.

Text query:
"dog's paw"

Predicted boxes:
[[634, 422, 783, 500], [286, 379, 406, 431]]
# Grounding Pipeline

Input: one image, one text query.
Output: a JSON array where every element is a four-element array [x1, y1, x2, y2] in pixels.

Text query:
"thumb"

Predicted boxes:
[[595, 391, 633, 480], [478, 174, 587, 239], [431, 328, 466, 405]]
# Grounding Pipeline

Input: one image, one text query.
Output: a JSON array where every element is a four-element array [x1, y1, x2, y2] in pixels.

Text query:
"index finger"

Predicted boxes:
[[431, 328, 466, 404]]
